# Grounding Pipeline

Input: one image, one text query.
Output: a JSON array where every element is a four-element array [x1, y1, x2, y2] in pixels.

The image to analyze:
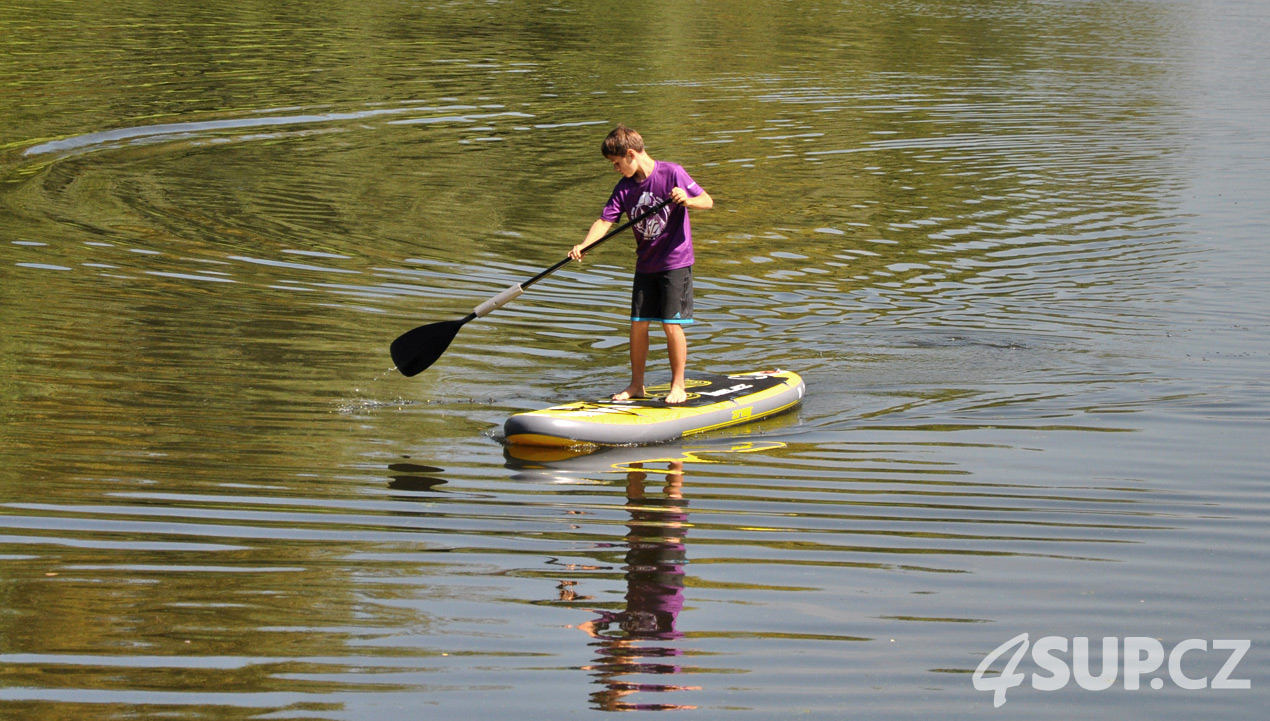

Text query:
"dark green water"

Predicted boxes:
[[3, 1, 1268, 718]]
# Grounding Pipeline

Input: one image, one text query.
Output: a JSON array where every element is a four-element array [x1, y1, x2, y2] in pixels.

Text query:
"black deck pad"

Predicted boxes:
[[595, 372, 791, 408]]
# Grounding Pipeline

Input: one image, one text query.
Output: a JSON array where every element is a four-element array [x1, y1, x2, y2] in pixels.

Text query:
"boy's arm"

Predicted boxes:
[[569, 218, 614, 261], [671, 186, 713, 210]]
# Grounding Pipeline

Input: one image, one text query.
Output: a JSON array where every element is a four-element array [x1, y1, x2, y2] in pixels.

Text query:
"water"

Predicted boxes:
[[2, 0, 1268, 718]]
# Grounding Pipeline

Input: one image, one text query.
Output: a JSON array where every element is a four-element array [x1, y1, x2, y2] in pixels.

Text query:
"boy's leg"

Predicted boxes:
[[661, 267, 692, 404], [613, 320, 651, 401], [663, 322, 688, 404]]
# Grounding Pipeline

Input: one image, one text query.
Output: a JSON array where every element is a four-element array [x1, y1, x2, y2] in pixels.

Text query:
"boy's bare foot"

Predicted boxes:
[[664, 385, 688, 404], [611, 384, 645, 401]]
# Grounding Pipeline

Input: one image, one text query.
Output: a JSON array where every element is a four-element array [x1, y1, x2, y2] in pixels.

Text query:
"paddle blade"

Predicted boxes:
[[390, 315, 473, 377]]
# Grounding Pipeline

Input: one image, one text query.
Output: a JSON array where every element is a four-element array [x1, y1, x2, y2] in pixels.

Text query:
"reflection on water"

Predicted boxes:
[[3, 0, 1270, 718], [577, 462, 696, 712], [386, 462, 449, 494]]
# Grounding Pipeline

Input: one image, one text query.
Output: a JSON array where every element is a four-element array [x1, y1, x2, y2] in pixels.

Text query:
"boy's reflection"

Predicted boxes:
[[577, 460, 700, 711]]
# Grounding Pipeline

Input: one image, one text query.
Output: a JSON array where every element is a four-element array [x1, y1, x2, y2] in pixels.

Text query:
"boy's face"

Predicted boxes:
[[607, 150, 638, 178]]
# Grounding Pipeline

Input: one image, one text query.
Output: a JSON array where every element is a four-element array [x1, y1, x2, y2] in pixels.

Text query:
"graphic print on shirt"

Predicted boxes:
[[631, 190, 668, 243]]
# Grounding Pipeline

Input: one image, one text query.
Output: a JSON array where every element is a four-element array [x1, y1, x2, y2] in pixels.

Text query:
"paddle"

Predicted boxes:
[[390, 197, 673, 377]]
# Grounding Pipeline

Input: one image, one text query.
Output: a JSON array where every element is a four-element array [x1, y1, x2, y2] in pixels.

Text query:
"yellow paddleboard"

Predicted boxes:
[[503, 370, 804, 447]]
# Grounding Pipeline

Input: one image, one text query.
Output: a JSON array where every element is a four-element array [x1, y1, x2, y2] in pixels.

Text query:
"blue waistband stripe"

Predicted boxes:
[[631, 317, 695, 324]]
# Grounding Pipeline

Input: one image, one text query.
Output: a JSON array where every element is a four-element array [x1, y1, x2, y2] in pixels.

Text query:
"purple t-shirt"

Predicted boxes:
[[601, 161, 703, 274]]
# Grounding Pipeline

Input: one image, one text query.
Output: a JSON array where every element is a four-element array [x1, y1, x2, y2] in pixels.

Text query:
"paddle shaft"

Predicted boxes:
[[469, 197, 673, 318], [390, 196, 674, 376], [524, 196, 672, 289]]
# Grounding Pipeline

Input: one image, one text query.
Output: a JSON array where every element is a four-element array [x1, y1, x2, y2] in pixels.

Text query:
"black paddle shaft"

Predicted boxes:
[[391, 197, 673, 376], [522, 197, 672, 289]]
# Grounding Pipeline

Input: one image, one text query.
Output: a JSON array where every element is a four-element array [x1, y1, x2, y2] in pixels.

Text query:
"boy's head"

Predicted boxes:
[[601, 124, 644, 159]]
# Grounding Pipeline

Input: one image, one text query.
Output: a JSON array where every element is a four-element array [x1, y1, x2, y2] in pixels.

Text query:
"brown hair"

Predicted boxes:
[[601, 124, 644, 158]]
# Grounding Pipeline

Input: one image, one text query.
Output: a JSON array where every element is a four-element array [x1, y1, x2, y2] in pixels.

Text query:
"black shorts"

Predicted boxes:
[[631, 266, 694, 324]]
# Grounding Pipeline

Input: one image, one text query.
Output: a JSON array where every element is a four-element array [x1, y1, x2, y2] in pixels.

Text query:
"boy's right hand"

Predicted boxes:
[[572, 219, 613, 262]]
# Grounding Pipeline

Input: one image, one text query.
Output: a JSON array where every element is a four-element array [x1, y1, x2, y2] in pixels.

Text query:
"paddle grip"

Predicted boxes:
[[473, 283, 525, 317]]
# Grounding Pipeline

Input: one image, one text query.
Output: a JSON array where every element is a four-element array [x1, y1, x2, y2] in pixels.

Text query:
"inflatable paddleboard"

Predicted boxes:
[[504, 370, 804, 447]]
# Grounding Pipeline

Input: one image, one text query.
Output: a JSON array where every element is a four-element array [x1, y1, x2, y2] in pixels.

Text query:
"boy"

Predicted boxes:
[[569, 125, 713, 404]]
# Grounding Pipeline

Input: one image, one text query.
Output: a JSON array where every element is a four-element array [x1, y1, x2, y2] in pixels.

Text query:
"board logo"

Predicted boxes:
[[729, 371, 782, 380], [697, 383, 754, 398]]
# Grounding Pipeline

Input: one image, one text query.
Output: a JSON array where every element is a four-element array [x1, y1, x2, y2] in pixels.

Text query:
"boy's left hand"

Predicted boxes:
[[670, 187, 690, 206]]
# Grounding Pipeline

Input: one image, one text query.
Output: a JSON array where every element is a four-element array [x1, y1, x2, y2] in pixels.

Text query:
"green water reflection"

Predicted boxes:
[[5, 0, 1268, 718]]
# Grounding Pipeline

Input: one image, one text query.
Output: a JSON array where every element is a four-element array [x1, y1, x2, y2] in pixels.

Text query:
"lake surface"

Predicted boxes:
[[2, 1, 1267, 718]]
